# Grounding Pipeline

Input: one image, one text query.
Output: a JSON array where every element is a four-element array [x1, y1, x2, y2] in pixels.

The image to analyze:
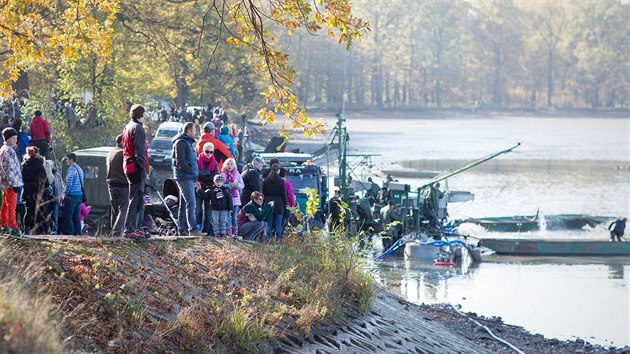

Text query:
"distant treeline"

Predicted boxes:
[[282, 0, 629, 110]]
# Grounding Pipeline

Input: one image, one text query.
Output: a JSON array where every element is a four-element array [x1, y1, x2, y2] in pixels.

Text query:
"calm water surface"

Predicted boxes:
[[325, 114, 630, 347], [369, 256, 629, 347]]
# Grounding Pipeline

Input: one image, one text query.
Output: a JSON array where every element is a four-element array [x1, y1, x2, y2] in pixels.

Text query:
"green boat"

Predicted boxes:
[[543, 214, 614, 230], [457, 210, 540, 232], [480, 238, 630, 256]]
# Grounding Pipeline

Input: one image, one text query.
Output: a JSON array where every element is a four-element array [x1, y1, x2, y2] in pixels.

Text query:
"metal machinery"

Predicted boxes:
[[253, 152, 327, 212]]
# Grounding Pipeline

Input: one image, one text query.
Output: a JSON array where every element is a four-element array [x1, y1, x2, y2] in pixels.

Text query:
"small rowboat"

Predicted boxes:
[[480, 238, 630, 256]]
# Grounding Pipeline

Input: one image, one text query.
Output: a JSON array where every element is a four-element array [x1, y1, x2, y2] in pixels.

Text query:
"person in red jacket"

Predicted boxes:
[[195, 122, 233, 170], [29, 110, 51, 159], [121, 104, 149, 239]]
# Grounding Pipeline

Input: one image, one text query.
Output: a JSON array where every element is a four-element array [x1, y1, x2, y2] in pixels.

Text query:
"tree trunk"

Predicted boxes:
[[546, 46, 553, 108], [493, 44, 502, 106], [175, 77, 189, 109]]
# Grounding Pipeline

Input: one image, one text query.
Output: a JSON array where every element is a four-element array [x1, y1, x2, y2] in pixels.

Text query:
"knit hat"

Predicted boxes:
[[2, 127, 17, 141], [214, 174, 224, 183], [220, 126, 229, 135], [203, 122, 216, 133]]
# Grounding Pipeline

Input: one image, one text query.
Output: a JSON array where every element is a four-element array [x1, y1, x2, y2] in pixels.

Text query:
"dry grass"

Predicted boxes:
[[0, 240, 65, 353], [0, 229, 374, 352]]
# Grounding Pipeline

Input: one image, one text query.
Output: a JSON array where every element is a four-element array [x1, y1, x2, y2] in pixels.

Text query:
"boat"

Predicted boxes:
[[543, 214, 613, 230], [456, 210, 540, 232], [381, 169, 439, 179], [480, 238, 630, 256]]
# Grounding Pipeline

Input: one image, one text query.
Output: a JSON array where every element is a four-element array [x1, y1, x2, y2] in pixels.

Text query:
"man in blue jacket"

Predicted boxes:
[[609, 217, 627, 242], [172, 122, 202, 236]]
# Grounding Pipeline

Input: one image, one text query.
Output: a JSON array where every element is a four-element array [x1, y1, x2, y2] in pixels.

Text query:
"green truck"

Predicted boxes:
[[62, 146, 115, 228], [253, 152, 327, 212]]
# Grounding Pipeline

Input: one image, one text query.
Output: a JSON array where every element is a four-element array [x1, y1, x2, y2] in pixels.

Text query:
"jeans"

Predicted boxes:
[[51, 202, 59, 233], [228, 205, 240, 230], [176, 179, 197, 232], [211, 210, 228, 235], [239, 221, 267, 241], [267, 213, 284, 240], [61, 194, 82, 235], [125, 176, 145, 233], [195, 193, 212, 233], [108, 184, 129, 236]]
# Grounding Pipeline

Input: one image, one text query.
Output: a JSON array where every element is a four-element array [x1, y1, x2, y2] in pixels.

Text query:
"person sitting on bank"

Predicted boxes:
[[609, 217, 627, 242], [237, 191, 274, 241]]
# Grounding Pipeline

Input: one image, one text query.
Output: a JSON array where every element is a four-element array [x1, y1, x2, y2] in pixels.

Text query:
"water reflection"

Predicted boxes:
[[372, 255, 629, 347], [608, 264, 625, 280]]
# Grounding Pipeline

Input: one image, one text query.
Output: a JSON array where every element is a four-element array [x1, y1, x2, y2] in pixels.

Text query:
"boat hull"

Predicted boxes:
[[481, 238, 630, 256]]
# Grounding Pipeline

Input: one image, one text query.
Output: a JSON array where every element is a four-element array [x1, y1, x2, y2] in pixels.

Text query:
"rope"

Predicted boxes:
[[448, 304, 526, 354]]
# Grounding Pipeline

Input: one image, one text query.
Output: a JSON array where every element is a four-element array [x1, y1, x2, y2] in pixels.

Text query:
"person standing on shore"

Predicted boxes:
[[106, 134, 129, 237], [29, 110, 51, 159], [262, 163, 287, 240], [196, 142, 219, 235], [220, 157, 243, 237], [21, 146, 49, 235], [196, 122, 232, 170], [61, 153, 84, 236], [122, 104, 149, 240], [609, 217, 627, 242], [172, 122, 202, 236], [0, 128, 24, 237], [240, 157, 264, 206], [207, 174, 233, 237]]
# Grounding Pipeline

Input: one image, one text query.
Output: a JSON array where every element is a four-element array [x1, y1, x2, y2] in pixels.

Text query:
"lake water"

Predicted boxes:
[[316, 112, 629, 347]]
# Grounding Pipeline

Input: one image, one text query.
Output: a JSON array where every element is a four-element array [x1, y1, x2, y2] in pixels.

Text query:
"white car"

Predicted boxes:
[[154, 121, 183, 139]]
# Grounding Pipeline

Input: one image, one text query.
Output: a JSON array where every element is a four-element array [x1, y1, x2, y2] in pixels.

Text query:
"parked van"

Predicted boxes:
[[154, 122, 183, 139]]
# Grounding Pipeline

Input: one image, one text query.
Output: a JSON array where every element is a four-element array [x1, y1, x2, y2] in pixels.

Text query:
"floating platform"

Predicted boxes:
[[480, 238, 630, 256]]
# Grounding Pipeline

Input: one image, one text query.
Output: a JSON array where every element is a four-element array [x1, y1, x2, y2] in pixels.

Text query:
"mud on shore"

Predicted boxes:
[[416, 302, 628, 354]]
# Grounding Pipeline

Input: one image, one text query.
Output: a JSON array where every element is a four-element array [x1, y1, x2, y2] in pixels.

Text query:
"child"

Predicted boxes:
[[207, 174, 233, 237], [217, 125, 237, 158], [220, 158, 243, 237], [0, 128, 24, 237], [18, 125, 29, 161], [80, 203, 91, 233]]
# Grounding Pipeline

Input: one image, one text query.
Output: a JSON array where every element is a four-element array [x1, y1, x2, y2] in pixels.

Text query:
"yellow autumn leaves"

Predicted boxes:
[[0, 0, 119, 97]]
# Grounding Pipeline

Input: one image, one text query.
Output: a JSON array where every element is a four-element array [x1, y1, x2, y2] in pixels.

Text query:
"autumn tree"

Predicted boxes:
[[2, 0, 369, 140], [0, 0, 119, 96]]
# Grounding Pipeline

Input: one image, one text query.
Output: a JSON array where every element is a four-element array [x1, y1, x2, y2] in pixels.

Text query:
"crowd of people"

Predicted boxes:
[[0, 107, 86, 238], [106, 104, 298, 241]]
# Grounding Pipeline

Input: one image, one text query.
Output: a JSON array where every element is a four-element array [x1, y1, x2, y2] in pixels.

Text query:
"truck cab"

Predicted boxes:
[[254, 152, 327, 211]]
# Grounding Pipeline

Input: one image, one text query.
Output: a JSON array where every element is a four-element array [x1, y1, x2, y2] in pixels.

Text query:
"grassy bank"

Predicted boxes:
[[0, 232, 373, 353]]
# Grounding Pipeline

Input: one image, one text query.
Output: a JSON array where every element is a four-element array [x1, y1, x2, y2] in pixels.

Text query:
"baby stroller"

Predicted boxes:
[[144, 179, 180, 236]]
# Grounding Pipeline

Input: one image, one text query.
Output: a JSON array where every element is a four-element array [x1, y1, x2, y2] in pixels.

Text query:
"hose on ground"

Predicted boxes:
[[449, 304, 525, 354]]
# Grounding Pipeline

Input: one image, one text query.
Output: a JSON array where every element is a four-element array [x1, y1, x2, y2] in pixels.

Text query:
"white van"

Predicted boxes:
[[154, 122, 183, 139]]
